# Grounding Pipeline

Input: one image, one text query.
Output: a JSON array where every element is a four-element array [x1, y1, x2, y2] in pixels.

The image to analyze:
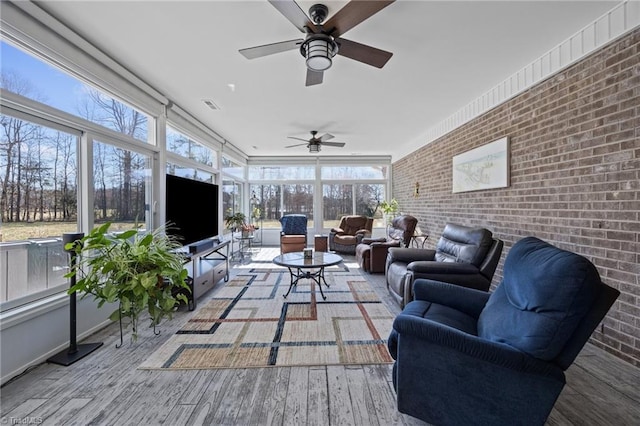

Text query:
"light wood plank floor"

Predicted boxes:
[[1, 248, 639, 425]]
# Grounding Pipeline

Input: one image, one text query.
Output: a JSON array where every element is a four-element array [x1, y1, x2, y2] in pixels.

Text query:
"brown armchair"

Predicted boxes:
[[356, 215, 418, 273], [328, 215, 373, 254]]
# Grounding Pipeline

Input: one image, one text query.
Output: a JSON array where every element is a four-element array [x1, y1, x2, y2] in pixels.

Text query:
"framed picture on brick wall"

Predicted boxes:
[[452, 136, 510, 193]]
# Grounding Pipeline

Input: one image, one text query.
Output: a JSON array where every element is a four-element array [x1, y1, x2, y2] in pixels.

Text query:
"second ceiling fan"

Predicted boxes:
[[239, 0, 395, 86], [285, 130, 346, 153]]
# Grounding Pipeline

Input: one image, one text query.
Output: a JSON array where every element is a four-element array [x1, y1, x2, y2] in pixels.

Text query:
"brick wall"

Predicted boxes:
[[392, 28, 640, 366]]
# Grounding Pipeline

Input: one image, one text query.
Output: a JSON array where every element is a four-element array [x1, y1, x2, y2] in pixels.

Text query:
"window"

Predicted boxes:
[[323, 183, 386, 228], [283, 184, 314, 227], [249, 184, 314, 229], [357, 183, 386, 227], [166, 125, 215, 167], [321, 165, 388, 180], [0, 115, 79, 309], [248, 165, 315, 180], [166, 163, 214, 183], [222, 156, 244, 180], [222, 179, 242, 233], [323, 184, 352, 228], [1, 40, 150, 143], [249, 184, 280, 229], [93, 141, 151, 231]]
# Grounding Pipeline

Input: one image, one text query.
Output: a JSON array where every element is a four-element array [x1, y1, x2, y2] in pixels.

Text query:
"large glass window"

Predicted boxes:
[[357, 183, 386, 227], [283, 184, 313, 226], [249, 184, 280, 229], [249, 184, 314, 229], [222, 156, 244, 180], [166, 125, 215, 167], [93, 141, 150, 231], [0, 115, 79, 308], [222, 179, 242, 233], [323, 183, 386, 228], [323, 184, 352, 228], [248, 165, 314, 180], [321, 165, 388, 180], [166, 163, 213, 183], [1, 40, 150, 143]]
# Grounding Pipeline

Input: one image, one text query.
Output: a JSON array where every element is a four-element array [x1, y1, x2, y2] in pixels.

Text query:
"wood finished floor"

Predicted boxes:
[[1, 247, 639, 425]]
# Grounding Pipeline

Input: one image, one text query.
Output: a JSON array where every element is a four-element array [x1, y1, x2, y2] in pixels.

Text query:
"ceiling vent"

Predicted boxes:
[[202, 99, 220, 110]]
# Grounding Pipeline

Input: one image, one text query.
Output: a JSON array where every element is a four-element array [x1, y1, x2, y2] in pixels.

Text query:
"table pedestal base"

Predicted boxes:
[[283, 267, 330, 300]]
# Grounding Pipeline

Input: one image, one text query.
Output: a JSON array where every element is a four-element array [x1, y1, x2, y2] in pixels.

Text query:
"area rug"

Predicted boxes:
[[139, 267, 395, 370]]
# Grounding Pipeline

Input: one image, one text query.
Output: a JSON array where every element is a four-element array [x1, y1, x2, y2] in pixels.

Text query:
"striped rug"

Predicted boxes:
[[139, 267, 395, 369]]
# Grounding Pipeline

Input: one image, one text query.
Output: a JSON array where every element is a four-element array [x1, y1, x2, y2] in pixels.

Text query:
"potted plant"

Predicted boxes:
[[225, 212, 252, 236], [65, 222, 190, 344], [379, 198, 400, 225]]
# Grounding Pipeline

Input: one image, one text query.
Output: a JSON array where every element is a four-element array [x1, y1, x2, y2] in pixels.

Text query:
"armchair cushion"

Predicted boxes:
[[434, 223, 493, 266], [280, 214, 307, 236], [407, 261, 479, 275], [388, 215, 419, 247], [388, 247, 436, 263], [333, 215, 370, 236], [478, 236, 601, 361], [280, 235, 306, 254]]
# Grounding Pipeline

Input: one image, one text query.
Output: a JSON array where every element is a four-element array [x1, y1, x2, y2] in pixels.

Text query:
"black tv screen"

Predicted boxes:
[[165, 174, 219, 246]]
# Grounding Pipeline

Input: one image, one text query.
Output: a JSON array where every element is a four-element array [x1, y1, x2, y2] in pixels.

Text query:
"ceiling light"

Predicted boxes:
[[301, 34, 338, 72], [309, 144, 321, 153]]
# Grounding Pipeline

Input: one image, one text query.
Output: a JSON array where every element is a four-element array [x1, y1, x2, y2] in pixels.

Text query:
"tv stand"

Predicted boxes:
[[184, 240, 229, 310]]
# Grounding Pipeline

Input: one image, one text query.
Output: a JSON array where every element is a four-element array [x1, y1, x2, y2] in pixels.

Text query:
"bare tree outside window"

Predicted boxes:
[[0, 72, 79, 240]]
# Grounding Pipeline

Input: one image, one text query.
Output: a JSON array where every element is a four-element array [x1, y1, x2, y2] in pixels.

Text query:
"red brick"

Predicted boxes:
[[393, 28, 640, 366]]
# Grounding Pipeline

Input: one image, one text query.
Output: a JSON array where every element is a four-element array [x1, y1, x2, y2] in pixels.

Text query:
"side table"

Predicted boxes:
[[411, 233, 429, 248], [314, 234, 328, 252]]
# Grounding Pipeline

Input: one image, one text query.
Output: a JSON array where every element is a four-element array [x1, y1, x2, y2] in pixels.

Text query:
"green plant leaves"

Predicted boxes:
[[65, 221, 190, 344]]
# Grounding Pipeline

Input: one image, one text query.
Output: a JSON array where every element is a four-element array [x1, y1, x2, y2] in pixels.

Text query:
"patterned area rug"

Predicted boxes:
[[139, 267, 395, 369]]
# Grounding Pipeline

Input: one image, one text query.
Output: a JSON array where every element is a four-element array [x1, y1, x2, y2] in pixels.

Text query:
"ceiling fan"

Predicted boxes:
[[239, 0, 395, 86], [285, 130, 346, 153]]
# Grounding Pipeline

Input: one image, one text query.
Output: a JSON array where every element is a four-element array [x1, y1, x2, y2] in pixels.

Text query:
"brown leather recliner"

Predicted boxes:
[[386, 223, 504, 308], [328, 215, 373, 254], [356, 215, 418, 273]]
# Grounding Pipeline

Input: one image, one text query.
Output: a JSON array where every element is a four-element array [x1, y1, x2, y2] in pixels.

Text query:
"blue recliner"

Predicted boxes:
[[279, 214, 308, 253], [388, 236, 619, 426]]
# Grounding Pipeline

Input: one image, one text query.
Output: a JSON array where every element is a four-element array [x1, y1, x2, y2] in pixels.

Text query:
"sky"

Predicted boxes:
[[1, 41, 87, 115]]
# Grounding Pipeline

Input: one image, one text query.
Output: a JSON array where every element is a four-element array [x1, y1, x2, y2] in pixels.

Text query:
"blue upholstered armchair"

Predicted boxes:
[[388, 237, 619, 426], [279, 214, 307, 254]]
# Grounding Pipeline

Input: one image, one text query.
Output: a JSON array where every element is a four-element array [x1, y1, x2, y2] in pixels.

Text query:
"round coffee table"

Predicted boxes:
[[272, 251, 343, 300]]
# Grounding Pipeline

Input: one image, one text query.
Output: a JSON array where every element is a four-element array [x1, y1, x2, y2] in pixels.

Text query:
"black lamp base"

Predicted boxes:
[[47, 342, 103, 366]]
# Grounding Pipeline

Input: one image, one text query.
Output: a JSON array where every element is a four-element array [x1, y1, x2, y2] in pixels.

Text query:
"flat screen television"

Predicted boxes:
[[165, 174, 219, 247]]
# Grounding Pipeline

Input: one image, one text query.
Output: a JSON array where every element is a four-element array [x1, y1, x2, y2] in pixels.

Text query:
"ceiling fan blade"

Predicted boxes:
[[324, 0, 395, 38], [306, 69, 323, 86], [287, 136, 310, 142], [335, 37, 393, 68], [239, 39, 303, 59], [285, 142, 309, 148], [269, 0, 317, 33], [319, 133, 334, 142], [321, 142, 346, 147]]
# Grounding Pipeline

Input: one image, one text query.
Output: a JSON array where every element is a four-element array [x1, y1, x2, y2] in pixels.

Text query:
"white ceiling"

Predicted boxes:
[[37, 0, 617, 161]]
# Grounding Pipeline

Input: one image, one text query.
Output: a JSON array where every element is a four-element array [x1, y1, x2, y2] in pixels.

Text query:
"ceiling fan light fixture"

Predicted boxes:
[[301, 35, 338, 72], [309, 144, 321, 153]]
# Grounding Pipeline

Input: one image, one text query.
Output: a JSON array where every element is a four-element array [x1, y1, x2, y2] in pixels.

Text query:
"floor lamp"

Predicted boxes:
[[47, 232, 103, 366]]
